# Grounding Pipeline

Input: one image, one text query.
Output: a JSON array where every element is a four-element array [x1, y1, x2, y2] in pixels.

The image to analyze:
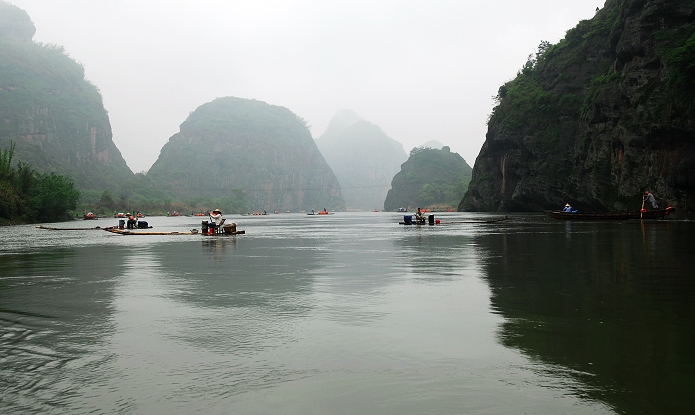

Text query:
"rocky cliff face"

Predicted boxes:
[[460, 0, 695, 212], [315, 110, 407, 210], [0, 2, 133, 190], [147, 97, 346, 212]]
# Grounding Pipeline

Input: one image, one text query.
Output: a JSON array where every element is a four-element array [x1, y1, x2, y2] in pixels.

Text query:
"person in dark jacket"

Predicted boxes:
[[126, 212, 137, 229]]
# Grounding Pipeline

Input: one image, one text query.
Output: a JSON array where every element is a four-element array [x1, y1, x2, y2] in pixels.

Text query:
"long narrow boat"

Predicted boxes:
[[37, 225, 111, 230], [544, 207, 675, 220], [105, 228, 245, 236], [105, 228, 197, 235]]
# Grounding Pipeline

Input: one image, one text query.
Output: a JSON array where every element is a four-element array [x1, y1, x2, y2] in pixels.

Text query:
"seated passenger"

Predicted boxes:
[[562, 203, 573, 213], [415, 207, 425, 223], [126, 212, 137, 229], [209, 208, 223, 232]]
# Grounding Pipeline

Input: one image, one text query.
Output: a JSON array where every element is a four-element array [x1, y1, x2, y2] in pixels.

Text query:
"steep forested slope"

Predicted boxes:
[[0, 1, 132, 191], [461, 0, 695, 212]]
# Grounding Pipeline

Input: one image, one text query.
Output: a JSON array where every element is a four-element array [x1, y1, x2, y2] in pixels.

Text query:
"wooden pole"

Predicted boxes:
[[640, 195, 646, 219]]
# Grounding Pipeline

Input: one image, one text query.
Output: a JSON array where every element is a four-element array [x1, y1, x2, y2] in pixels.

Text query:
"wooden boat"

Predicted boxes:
[[83, 212, 97, 220], [544, 207, 675, 220]]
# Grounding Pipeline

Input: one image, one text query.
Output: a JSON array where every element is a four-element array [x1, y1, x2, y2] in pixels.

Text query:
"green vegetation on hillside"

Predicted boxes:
[[1, 142, 80, 224], [384, 146, 471, 211], [462, 0, 695, 212], [656, 23, 695, 115]]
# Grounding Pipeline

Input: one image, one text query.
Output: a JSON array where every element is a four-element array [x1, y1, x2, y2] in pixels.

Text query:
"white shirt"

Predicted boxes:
[[210, 212, 223, 225]]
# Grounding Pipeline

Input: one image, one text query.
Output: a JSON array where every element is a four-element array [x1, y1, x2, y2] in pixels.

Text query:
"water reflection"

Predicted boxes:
[[0, 246, 126, 413], [110, 238, 322, 361], [201, 237, 237, 261], [2, 213, 690, 413], [476, 219, 695, 414]]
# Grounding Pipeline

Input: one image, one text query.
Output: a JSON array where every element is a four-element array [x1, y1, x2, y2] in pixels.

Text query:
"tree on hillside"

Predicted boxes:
[[1, 142, 80, 223], [28, 172, 80, 222]]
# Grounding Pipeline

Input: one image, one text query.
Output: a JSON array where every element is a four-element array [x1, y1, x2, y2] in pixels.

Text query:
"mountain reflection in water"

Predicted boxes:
[[0, 213, 692, 414], [478, 218, 695, 414]]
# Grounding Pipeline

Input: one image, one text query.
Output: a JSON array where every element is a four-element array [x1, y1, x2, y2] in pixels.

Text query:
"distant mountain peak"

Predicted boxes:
[[0, 1, 35, 41], [315, 110, 408, 210], [318, 109, 363, 141]]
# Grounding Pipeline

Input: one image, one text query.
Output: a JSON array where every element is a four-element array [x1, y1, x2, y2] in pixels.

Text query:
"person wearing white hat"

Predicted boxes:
[[210, 208, 223, 225], [562, 203, 573, 213], [207, 208, 223, 234]]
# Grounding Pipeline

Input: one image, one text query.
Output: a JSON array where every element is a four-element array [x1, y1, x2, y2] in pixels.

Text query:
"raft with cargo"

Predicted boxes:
[[398, 214, 509, 225]]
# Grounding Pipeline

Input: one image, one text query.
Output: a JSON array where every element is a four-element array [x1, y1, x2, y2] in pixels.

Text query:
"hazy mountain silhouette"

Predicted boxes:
[[147, 97, 345, 212], [315, 110, 407, 210]]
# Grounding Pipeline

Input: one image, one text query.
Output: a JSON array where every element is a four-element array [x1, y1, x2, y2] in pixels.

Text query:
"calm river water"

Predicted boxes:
[[1, 212, 693, 414]]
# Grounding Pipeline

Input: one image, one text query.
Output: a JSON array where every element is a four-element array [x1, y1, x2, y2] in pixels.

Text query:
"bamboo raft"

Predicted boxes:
[[36, 225, 112, 230], [440, 216, 509, 224], [104, 228, 245, 236], [399, 216, 509, 225]]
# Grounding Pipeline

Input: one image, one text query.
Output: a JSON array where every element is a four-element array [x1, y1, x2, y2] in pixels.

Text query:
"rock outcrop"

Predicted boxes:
[[460, 0, 695, 212], [147, 97, 346, 212], [315, 110, 407, 210]]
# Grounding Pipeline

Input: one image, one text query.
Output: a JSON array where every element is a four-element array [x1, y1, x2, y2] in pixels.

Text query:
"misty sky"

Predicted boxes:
[[10, 0, 605, 173]]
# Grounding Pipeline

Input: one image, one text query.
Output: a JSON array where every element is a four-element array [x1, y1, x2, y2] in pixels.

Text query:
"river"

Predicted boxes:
[[1, 212, 693, 414]]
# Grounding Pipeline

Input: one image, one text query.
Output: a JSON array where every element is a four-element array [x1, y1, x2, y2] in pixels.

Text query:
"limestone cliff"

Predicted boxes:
[[460, 0, 695, 212], [0, 1, 133, 190], [315, 110, 407, 210], [147, 97, 346, 212]]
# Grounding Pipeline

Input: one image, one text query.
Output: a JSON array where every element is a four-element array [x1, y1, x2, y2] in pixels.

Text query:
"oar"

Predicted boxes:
[[640, 195, 646, 219]]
